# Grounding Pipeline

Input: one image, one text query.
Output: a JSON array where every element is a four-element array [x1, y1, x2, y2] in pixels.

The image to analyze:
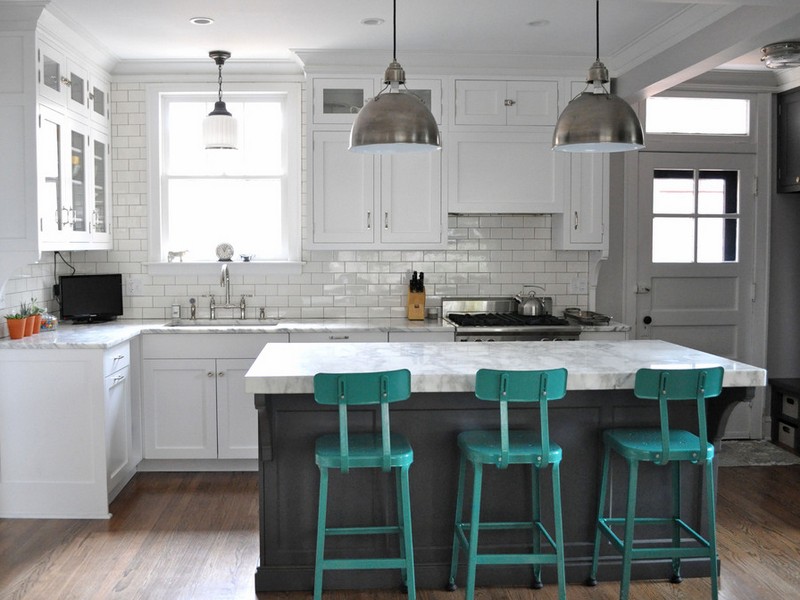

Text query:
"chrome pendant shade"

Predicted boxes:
[[203, 50, 238, 150], [552, 2, 644, 153], [761, 42, 800, 69], [349, 1, 441, 154]]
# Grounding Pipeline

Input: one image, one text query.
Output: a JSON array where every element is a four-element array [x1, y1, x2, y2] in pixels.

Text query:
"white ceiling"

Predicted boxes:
[[44, 0, 800, 84]]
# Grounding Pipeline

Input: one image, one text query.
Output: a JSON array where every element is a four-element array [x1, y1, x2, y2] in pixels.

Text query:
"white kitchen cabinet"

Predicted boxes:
[[388, 330, 454, 342], [0, 341, 136, 518], [454, 79, 559, 126], [37, 38, 90, 119], [447, 131, 565, 214], [312, 78, 374, 124], [311, 130, 444, 248], [551, 80, 609, 250], [141, 333, 288, 464], [290, 331, 388, 343]]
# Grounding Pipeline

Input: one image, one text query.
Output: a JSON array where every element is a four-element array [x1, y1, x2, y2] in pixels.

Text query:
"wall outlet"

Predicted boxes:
[[126, 275, 143, 296]]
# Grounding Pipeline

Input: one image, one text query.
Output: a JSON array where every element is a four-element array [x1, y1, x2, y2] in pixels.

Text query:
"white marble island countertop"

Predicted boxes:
[[245, 339, 767, 395]]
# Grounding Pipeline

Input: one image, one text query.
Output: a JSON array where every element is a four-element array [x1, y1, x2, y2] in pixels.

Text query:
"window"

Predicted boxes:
[[652, 170, 739, 263], [646, 96, 750, 135], [149, 84, 301, 266]]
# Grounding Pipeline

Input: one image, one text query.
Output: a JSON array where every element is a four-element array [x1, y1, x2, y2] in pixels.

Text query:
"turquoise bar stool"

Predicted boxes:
[[586, 367, 724, 600], [447, 368, 568, 600], [313, 369, 415, 600]]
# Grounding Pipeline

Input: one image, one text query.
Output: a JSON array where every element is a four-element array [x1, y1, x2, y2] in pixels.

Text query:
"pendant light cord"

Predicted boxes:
[[217, 62, 224, 103], [392, 0, 397, 62], [595, 0, 600, 62]]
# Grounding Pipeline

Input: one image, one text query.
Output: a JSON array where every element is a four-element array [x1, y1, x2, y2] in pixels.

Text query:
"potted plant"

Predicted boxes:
[[18, 301, 34, 337], [29, 298, 44, 335], [4, 312, 26, 340]]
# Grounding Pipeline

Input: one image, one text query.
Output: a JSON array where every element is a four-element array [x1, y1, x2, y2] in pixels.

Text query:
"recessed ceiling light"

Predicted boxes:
[[190, 16, 215, 26], [527, 19, 550, 28], [361, 17, 385, 26]]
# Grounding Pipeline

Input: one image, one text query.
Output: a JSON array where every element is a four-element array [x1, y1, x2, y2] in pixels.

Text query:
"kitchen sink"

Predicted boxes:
[[166, 318, 280, 327]]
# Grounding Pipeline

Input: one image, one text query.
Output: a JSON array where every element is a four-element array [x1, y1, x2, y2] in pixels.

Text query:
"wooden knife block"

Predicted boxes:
[[407, 292, 426, 321]]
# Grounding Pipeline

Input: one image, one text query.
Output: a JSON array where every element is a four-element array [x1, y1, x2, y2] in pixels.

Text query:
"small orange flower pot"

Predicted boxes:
[[6, 318, 26, 340], [23, 315, 34, 336], [32, 314, 42, 334]]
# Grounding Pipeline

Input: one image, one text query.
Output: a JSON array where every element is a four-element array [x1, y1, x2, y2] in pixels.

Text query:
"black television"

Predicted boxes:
[[59, 274, 123, 323]]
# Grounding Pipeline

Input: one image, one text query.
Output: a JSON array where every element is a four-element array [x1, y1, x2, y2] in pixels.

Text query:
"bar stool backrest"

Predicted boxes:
[[633, 367, 724, 465], [313, 369, 412, 473], [474, 368, 568, 468]]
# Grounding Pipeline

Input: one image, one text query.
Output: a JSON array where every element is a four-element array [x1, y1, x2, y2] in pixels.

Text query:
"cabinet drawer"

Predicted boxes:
[[104, 342, 130, 375], [782, 394, 799, 420], [778, 421, 797, 449], [290, 331, 388, 343]]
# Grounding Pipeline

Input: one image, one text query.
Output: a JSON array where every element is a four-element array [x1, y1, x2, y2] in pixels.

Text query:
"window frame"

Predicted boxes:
[[145, 82, 302, 275]]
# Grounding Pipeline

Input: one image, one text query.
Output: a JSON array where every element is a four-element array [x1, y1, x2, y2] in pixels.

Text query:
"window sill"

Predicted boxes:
[[146, 261, 304, 277]]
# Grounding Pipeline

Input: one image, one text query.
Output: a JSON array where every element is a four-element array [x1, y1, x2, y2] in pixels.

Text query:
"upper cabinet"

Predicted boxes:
[[308, 77, 446, 250], [777, 87, 800, 194], [36, 33, 112, 250], [454, 79, 559, 127]]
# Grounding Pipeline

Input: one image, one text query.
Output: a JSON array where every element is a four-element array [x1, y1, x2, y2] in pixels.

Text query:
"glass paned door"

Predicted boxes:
[[93, 138, 108, 235], [70, 128, 87, 233]]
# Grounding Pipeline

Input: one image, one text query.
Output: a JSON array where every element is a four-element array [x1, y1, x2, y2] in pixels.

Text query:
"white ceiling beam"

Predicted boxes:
[[616, 5, 800, 100]]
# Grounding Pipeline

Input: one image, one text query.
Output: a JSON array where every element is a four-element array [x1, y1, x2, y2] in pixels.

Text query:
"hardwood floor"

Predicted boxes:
[[1, 466, 798, 599]]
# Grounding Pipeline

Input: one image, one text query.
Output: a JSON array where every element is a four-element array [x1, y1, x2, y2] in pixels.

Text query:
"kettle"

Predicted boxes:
[[515, 286, 546, 316]]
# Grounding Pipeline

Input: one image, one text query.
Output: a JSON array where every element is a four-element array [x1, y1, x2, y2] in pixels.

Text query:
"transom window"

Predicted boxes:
[[646, 96, 750, 135], [150, 85, 300, 264], [652, 169, 740, 263]]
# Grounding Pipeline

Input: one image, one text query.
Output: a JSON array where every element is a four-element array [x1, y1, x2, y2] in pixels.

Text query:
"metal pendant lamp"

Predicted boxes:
[[203, 50, 238, 150], [349, 0, 441, 154], [552, 1, 644, 153], [761, 42, 800, 69]]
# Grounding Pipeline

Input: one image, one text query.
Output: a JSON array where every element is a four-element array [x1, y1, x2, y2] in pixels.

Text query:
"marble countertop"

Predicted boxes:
[[0, 316, 628, 349], [244, 339, 767, 394]]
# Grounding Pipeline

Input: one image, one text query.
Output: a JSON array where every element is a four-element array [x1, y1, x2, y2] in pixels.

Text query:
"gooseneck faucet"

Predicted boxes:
[[210, 263, 246, 319], [221, 263, 231, 305]]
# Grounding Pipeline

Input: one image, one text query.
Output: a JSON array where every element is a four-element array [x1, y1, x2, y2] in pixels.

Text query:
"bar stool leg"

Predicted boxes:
[[671, 461, 683, 583], [313, 467, 329, 600], [396, 467, 408, 589], [399, 465, 416, 600], [587, 444, 612, 586], [551, 462, 567, 600], [620, 459, 640, 600], [705, 460, 720, 600], [447, 453, 468, 591], [531, 463, 543, 588], [465, 462, 484, 600]]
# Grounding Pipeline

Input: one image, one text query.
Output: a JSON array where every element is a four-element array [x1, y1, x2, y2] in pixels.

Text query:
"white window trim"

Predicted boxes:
[[145, 82, 303, 275]]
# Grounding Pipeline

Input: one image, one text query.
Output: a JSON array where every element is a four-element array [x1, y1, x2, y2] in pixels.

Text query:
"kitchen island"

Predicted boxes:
[[246, 340, 765, 592]]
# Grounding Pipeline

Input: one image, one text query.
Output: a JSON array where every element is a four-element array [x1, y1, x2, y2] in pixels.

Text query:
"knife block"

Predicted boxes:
[[407, 292, 426, 321]]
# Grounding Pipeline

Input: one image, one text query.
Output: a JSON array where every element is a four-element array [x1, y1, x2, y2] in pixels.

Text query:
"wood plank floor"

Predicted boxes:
[[1, 466, 798, 599]]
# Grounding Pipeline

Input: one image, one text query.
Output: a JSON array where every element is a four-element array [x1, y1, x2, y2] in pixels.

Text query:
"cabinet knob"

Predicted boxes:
[[796, 176, 800, 184], [207, 371, 214, 377], [218, 371, 225, 377], [504, 99, 516, 107]]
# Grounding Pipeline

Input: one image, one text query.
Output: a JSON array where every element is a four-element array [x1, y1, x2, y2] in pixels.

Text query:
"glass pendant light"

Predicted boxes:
[[203, 50, 238, 150], [552, 0, 644, 153], [349, 0, 441, 154]]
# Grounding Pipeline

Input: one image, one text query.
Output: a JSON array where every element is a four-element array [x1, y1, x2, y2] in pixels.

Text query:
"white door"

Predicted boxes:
[[635, 152, 759, 438]]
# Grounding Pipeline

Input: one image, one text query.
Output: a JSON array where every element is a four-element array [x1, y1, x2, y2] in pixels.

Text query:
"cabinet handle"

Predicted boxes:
[[112, 375, 126, 385], [796, 176, 800, 184], [218, 371, 225, 377], [114, 354, 124, 361], [384, 211, 389, 229], [61, 76, 72, 87], [329, 335, 350, 340], [504, 99, 516, 107], [207, 371, 214, 377], [574, 211, 579, 231], [367, 211, 372, 229]]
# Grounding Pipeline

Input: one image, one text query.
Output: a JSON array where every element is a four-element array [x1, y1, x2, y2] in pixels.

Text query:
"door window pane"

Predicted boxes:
[[653, 217, 695, 263], [698, 218, 738, 262], [653, 174, 694, 213]]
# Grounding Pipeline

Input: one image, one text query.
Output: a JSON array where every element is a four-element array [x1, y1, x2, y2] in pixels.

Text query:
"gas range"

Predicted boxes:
[[442, 296, 582, 342]]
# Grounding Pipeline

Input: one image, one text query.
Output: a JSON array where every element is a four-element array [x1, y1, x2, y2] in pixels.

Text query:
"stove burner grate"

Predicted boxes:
[[446, 313, 571, 327]]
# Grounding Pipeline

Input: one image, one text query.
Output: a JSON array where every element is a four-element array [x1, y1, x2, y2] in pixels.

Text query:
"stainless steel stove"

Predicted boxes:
[[442, 296, 582, 342]]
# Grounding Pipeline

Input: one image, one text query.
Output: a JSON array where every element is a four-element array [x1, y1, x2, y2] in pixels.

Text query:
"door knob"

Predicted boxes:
[[643, 316, 652, 325]]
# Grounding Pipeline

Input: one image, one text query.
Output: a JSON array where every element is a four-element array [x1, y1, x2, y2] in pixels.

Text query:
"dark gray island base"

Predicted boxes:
[[253, 385, 751, 592]]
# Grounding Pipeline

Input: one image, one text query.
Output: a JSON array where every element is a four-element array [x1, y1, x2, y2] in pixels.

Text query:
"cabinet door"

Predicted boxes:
[[65, 59, 90, 118], [89, 73, 111, 128], [455, 80, 507, 125], [312, 131, 376, 244], [37, 105, 68, 244], [380, 151, 444, 245], [290, 331, 388, 342], [506, 80, 559, 126], [142, 359, 218, 459], [778, 88, 800, 193], [552, 153, 608, 249], [37, 40, 67, 106], [216, 358, 258, 459], [67, 120, 91, 241], [89, 130, 112, 245], [105, 364, 132, 498], [454, 80, 559, 126], [448, 131, 565, 214], [313, 78, 374, 124]]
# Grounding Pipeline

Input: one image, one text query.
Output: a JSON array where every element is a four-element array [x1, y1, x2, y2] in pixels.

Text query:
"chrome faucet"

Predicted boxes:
[[209, 295, 216, 319], [221, 263, 232, 306]]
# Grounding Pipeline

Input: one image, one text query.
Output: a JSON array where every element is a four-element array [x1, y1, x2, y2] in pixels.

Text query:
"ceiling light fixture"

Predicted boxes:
[[761, 42, 800, 69], [189, 16, 214, 26], [349, 0, 441, 154], [552, 0, 644, 153], [203, 50, 238, 150]]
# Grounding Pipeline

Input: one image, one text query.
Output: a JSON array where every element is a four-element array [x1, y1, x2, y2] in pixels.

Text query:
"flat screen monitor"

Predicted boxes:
[[59, 274, 123, 323]]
